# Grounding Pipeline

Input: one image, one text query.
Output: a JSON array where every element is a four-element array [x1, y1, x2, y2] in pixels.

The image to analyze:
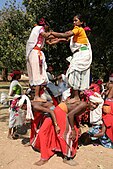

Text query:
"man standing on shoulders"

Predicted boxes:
[[26, 17, 51, 102]]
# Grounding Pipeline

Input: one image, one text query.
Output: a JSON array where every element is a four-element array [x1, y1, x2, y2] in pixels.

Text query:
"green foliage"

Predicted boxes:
[[0, 0, 30, 72], [0, 0, 113, 79]]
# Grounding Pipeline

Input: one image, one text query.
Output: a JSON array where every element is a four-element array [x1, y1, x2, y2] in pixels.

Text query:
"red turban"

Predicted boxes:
[[10, 70, 21, 77]]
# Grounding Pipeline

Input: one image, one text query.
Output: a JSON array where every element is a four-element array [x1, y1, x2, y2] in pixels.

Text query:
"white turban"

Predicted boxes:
[[18, 95, 34, 120], [89, 92, 103, 104]]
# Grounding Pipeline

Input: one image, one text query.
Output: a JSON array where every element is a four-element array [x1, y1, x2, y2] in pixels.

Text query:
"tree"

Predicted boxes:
[[0, 0, 31, 78], [0, 0, 113, 80], [23, 0, 113, 78]]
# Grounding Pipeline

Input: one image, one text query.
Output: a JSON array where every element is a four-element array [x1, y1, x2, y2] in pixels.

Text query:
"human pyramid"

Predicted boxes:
[[7, 14, 113, 166]]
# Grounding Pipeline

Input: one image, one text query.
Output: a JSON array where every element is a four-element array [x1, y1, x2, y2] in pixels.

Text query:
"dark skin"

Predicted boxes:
[[31, 99, 83, 166], [105, 82, 113, 99], [31, 101, 60, 134], [67, 100, 99, 140], [80, 123, 106, 145], [49, 16, 87, 101], [46, 35, 68, 45], [33, 26, 68, 102], [50, 16, 83, 39], [9, 74, 21, 96], [31, 98, 98, 141]]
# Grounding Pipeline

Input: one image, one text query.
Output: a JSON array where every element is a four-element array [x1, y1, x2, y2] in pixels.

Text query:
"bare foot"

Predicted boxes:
[[7, 135, 13, 140], [34, 159, 48, 166], [63, 159, 78, 166], [24, 142, 31, 147], [34, 96, 47, 102]]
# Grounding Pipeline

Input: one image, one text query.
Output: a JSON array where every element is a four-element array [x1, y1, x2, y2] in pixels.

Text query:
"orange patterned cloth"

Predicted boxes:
[[58, 102, 68, 114]]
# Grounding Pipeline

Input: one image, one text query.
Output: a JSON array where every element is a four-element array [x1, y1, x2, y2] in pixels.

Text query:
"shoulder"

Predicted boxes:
[[32, 25, 43, 33], [10, 80, 18, 86], [72, 26, 83, 34]]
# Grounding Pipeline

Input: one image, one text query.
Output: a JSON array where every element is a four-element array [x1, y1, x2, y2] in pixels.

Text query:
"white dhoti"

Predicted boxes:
[[66, 39, 92, 91], [27, 49, 49, 86], [67, 67, 90, 90]]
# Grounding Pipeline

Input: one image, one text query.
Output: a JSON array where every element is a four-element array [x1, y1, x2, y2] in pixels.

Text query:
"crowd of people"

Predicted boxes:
[[2, 14, 113, 166]]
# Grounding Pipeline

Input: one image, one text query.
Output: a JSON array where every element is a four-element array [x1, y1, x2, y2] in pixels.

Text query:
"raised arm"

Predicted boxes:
[[41, 31, 51, 39], [46, 37, 69, 45], [51, 30, 74, 38]]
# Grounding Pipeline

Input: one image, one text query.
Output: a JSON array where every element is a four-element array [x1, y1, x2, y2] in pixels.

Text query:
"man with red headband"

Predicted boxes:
[[26, 18, 51, 102]]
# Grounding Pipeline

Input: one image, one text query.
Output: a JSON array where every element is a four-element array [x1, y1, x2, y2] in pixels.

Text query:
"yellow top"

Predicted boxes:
[[72, 26, 88, 44]]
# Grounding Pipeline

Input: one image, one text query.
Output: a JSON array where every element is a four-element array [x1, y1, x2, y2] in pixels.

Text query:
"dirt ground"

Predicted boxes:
[[0, 83, 113, 169]]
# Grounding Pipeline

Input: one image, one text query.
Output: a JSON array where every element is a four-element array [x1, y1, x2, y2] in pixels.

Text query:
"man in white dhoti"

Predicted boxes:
[[26, 18, 51, 102], [51, 14, 92, 101]]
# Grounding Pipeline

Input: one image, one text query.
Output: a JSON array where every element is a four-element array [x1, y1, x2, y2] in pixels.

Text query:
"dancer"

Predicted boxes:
[[50, 14, 92, 101], [30, 92, 102, 166], [26, 18, 67, 102], [8, 70, 24, 139], [26, 18, 51, 102]]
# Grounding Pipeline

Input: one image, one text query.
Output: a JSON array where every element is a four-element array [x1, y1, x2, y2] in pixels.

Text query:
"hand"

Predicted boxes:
[[55, 125, 60, 134], [70, 128, 76, 141]]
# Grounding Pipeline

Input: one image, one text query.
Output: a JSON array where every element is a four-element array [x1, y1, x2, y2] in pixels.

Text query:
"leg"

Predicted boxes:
[[63, 156, 78, 166], [12, 127, 19, 139], [7, 128, 13, 139], [34, 85, 47, 102], [68, 71, 81, 102], [34, 159, 48, 166]]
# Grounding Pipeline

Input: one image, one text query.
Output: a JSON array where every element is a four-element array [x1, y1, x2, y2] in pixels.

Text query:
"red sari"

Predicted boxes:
[[102, 98, 113, 142], [30, 106, 79, 160]]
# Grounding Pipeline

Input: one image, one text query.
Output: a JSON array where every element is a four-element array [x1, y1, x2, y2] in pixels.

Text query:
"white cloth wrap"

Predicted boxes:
[[18, 95, 34, 120], [26, 25, 44, 60], [66, 37, 92, 73], [65, 37, 92, 90], [89, 92, 104, 125]]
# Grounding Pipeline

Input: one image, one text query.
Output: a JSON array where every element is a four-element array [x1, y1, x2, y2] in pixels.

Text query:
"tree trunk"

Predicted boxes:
[[1, 68, 8, 81]]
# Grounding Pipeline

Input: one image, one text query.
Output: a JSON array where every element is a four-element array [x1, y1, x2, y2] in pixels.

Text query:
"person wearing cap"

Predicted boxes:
[[49, 14, 92, 102], [80, 102, 113, 149], [30, 93, 103, 166], [9, 70, 23, 97], [67, 91, 104, 140], [8, 70, 24, 139]]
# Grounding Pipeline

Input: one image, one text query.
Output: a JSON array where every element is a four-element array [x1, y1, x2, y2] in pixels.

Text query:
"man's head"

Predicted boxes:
[[18, 96, 27, 110], [47, 65, 54, 72], [73, 14, 85, 27], [21, 99, 27, 110], [36, 17, 50, 31], [88, 92, 104, 110], [10, 70, 21, 80], [89, 101, 99, 111]]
